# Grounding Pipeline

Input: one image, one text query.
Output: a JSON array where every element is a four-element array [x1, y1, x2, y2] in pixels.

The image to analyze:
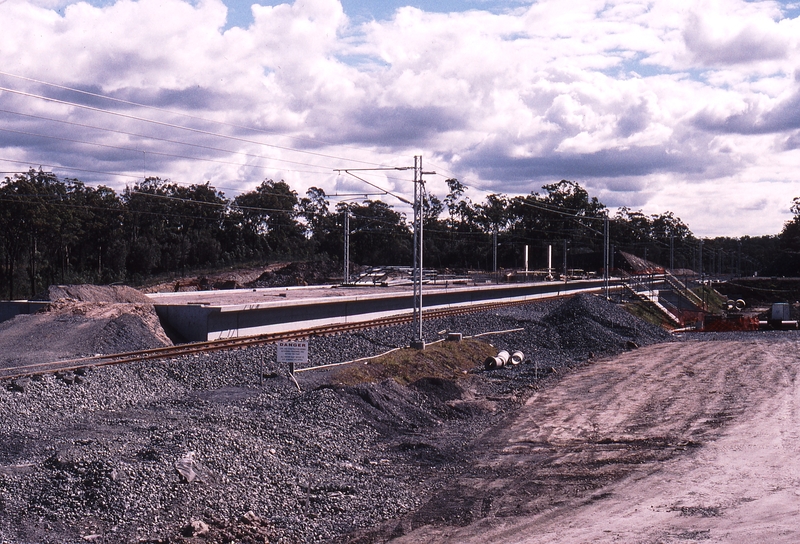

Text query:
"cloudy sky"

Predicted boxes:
[[2, 0, 800, 237]]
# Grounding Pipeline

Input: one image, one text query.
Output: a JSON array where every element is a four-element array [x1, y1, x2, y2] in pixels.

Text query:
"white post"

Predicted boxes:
[[411, 155, 425, 349], [524, 245, 529, 273], [548, 245, 552, 279], [343, 206, 350, 285]]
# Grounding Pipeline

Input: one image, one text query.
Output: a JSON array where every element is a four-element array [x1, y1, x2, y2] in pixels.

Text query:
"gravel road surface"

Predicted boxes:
[[379, 333, 800, 543]]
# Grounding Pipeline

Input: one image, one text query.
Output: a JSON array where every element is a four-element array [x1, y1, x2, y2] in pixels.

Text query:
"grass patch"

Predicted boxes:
[[624, 300, 673, 329], [691, 285, 727, 314], [331, 339, 497, 386]]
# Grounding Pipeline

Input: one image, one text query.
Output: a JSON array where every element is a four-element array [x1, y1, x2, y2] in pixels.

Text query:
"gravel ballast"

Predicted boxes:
[[0, 294, 672, 543]]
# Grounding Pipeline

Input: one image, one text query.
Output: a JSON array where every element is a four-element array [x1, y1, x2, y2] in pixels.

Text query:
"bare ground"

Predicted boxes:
[[3, 288, 796, 543], [362, 335, 800, 543], [0, 285, 171, 369]]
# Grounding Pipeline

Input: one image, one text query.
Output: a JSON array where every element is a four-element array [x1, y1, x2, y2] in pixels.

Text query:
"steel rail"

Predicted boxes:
[[0, 293, 578, 381]]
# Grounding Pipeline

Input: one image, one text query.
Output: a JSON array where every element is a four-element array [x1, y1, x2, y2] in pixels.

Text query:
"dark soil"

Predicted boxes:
[[247, 261, 342, 288]]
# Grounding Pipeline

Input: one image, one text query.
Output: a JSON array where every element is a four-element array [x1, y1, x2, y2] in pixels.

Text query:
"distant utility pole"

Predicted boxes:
[[343, 205, 350, 285], [699, 239, 703, 276], [670, 235, 674, 272], [411, 156, 435, 349], [492, 225, 498, 279], [603, 215, 610, 299], [334, 158, 433, 349], [737, 241, 742, 277]]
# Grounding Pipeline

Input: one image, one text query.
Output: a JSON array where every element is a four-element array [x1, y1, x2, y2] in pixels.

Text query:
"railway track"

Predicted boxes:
[[0, 297, 549, 381]]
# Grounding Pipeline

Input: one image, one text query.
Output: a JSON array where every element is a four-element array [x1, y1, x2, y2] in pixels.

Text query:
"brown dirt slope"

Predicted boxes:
[[354, 335, 800, 543], [37, 284, 152, 303], [0, 285, 170, 369]]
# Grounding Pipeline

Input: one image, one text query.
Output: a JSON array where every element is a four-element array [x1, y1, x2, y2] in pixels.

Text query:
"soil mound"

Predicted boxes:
[[542, 293, 671, 353], [248, 261, 340, 287], [1, 284, 170, 369], [39, 284, 151, 304]]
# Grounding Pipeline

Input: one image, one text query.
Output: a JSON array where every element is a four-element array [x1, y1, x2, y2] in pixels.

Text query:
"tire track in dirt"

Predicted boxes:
[[379, 337, 800, 543]]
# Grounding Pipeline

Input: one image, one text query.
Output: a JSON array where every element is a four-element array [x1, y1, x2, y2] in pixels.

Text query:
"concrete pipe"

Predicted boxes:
[[484, 356, 502, 370], [735, 299, 746, 311], [510, 351, 524, 365], [484, 350, 510, 370]]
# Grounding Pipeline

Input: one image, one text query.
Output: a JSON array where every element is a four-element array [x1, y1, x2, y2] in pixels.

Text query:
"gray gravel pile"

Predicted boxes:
[[0, 307, 171, 370], [0, 294, 670, 544], [423, 293, 670, 366], [1, 285, 172, 370]]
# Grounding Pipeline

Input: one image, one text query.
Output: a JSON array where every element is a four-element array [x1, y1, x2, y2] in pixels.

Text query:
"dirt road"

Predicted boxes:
[[387, 335, 800, 543]]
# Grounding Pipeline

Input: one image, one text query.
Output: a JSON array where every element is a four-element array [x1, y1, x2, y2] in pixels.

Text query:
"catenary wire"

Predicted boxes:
[[0, 70, 403, 159], [0, 85, 383, 167], [0, 108, 337, 174], [0, 126, 333, 177]]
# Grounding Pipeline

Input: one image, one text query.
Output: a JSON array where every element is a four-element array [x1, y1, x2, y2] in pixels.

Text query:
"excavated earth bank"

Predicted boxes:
[[1, 293, 680, 543], [0, 285, 171, 370]]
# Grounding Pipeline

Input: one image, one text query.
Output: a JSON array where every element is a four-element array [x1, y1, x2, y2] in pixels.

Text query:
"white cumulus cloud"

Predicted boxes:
[[1, 0, 800, 236]]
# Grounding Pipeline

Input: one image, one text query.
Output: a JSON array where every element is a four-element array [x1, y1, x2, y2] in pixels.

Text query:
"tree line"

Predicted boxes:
[[0, 168, 795, 299]]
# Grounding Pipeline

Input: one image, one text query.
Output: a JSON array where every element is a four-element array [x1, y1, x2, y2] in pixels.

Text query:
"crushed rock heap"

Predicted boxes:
[[0, 284, 171, 370], [0, 294, 672, 543]]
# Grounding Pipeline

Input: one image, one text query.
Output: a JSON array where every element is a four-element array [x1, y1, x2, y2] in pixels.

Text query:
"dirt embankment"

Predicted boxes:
[[36, 285, 153, 304], [139, 261, 343, 293], [354, 334, 800, 543], [0, 285, 170, 369]]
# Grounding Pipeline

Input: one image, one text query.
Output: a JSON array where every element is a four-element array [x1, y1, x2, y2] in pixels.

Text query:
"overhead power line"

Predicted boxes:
[[0, 157, 141, 181], [0, 108, 336, 174], [0, 126, 332, 177], [334, 168, 413, 205], [0, 70, 393, 158], [516, 198, 606, 222], [0, 84, 378, 167]]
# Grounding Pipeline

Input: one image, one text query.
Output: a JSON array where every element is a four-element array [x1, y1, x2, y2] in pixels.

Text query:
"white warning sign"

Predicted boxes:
[[277, 340, 309, 364]]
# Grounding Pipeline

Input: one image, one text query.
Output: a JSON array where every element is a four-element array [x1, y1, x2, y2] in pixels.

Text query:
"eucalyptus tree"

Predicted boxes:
[[123, 177, 177, 276], [122, 177, 229, 277], [420, 190, 447, 268], [77, 184, 127, 283], [232, 179, 308, 260], [772, 196, 800, 275], [0, 173, 34, 298], [337, 199, 411, 266], [507, 180, 607, 272], [611, 207, 653, 257], [299, 186, 338, 258], [437, 178, 485, 269], [0, 169, 72, 297]]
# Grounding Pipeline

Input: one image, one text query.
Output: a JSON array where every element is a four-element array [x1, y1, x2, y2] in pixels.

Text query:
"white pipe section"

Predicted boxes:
[[524, 245, 529, 273]]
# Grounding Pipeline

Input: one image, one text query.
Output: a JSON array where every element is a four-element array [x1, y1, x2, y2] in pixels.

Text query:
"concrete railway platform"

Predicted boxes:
[[147, 278, 620, 341]]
